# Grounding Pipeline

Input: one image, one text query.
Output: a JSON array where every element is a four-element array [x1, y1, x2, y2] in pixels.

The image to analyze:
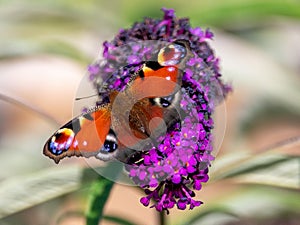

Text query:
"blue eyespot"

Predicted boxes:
[[101, 140, 118, 153], [49, 142, 63, 155]]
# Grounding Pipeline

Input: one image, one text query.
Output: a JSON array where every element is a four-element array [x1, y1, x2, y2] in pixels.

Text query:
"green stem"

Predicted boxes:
[[85, 178, 115, 225], [159, 210, 166, 225], [85, 163, 123, 225]]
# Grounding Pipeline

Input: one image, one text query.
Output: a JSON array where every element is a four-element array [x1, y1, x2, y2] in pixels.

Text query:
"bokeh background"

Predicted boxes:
[[0, 0, 299, 225]]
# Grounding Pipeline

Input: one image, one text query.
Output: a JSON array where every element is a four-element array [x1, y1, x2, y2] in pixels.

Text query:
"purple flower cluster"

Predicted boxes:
[[126, 82, 213, 212], [87, 8, 230, 212]]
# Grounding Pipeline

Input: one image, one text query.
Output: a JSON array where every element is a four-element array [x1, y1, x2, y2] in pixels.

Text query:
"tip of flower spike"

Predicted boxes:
[[162, 8, 175, 20]]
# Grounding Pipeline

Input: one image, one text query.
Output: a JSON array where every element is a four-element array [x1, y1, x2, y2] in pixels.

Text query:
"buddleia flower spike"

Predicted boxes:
[[88, 8, 231, 213]]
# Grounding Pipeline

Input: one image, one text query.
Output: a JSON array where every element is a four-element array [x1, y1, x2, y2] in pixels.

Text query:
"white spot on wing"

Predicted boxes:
[[79, 117, 85, 127], [105, 133, 117, 143]]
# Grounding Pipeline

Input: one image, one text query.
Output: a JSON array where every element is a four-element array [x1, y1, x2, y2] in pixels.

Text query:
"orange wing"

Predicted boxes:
[[43, 104, 111, 163], [132, 65, 182, 98]]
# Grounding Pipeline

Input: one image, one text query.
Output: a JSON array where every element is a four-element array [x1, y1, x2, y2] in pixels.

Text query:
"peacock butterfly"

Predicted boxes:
[[43, 40, 192, 163]]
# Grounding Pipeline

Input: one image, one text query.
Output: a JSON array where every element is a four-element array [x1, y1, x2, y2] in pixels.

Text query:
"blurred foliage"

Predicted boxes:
[[0, 0, 299, 225]]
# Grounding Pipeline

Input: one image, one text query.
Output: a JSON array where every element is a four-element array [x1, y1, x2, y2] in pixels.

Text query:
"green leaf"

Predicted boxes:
[[217, 186, 300, 217], [0, 165, 106, 219], [232, 157, 300, 189], [212, 153, 300, 189], [180, 187, 300, 225], [213, 154, 290, 179], [239, 103, 300, 135], [0, 166, 81, 219]]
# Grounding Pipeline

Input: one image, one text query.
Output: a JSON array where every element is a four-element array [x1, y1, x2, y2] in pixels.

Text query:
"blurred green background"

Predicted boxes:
[[0, 0, 299, 225]]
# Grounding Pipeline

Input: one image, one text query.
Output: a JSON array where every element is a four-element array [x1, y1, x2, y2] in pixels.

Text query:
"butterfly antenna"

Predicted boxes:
[[75, 93, 99, 101]]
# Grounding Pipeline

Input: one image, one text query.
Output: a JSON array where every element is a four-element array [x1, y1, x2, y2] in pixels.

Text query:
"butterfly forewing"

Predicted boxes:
[[43, 105, 111, 163]]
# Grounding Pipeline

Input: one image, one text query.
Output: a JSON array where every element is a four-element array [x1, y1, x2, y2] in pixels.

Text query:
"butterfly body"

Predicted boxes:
[[43, 40, 192, 163]]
